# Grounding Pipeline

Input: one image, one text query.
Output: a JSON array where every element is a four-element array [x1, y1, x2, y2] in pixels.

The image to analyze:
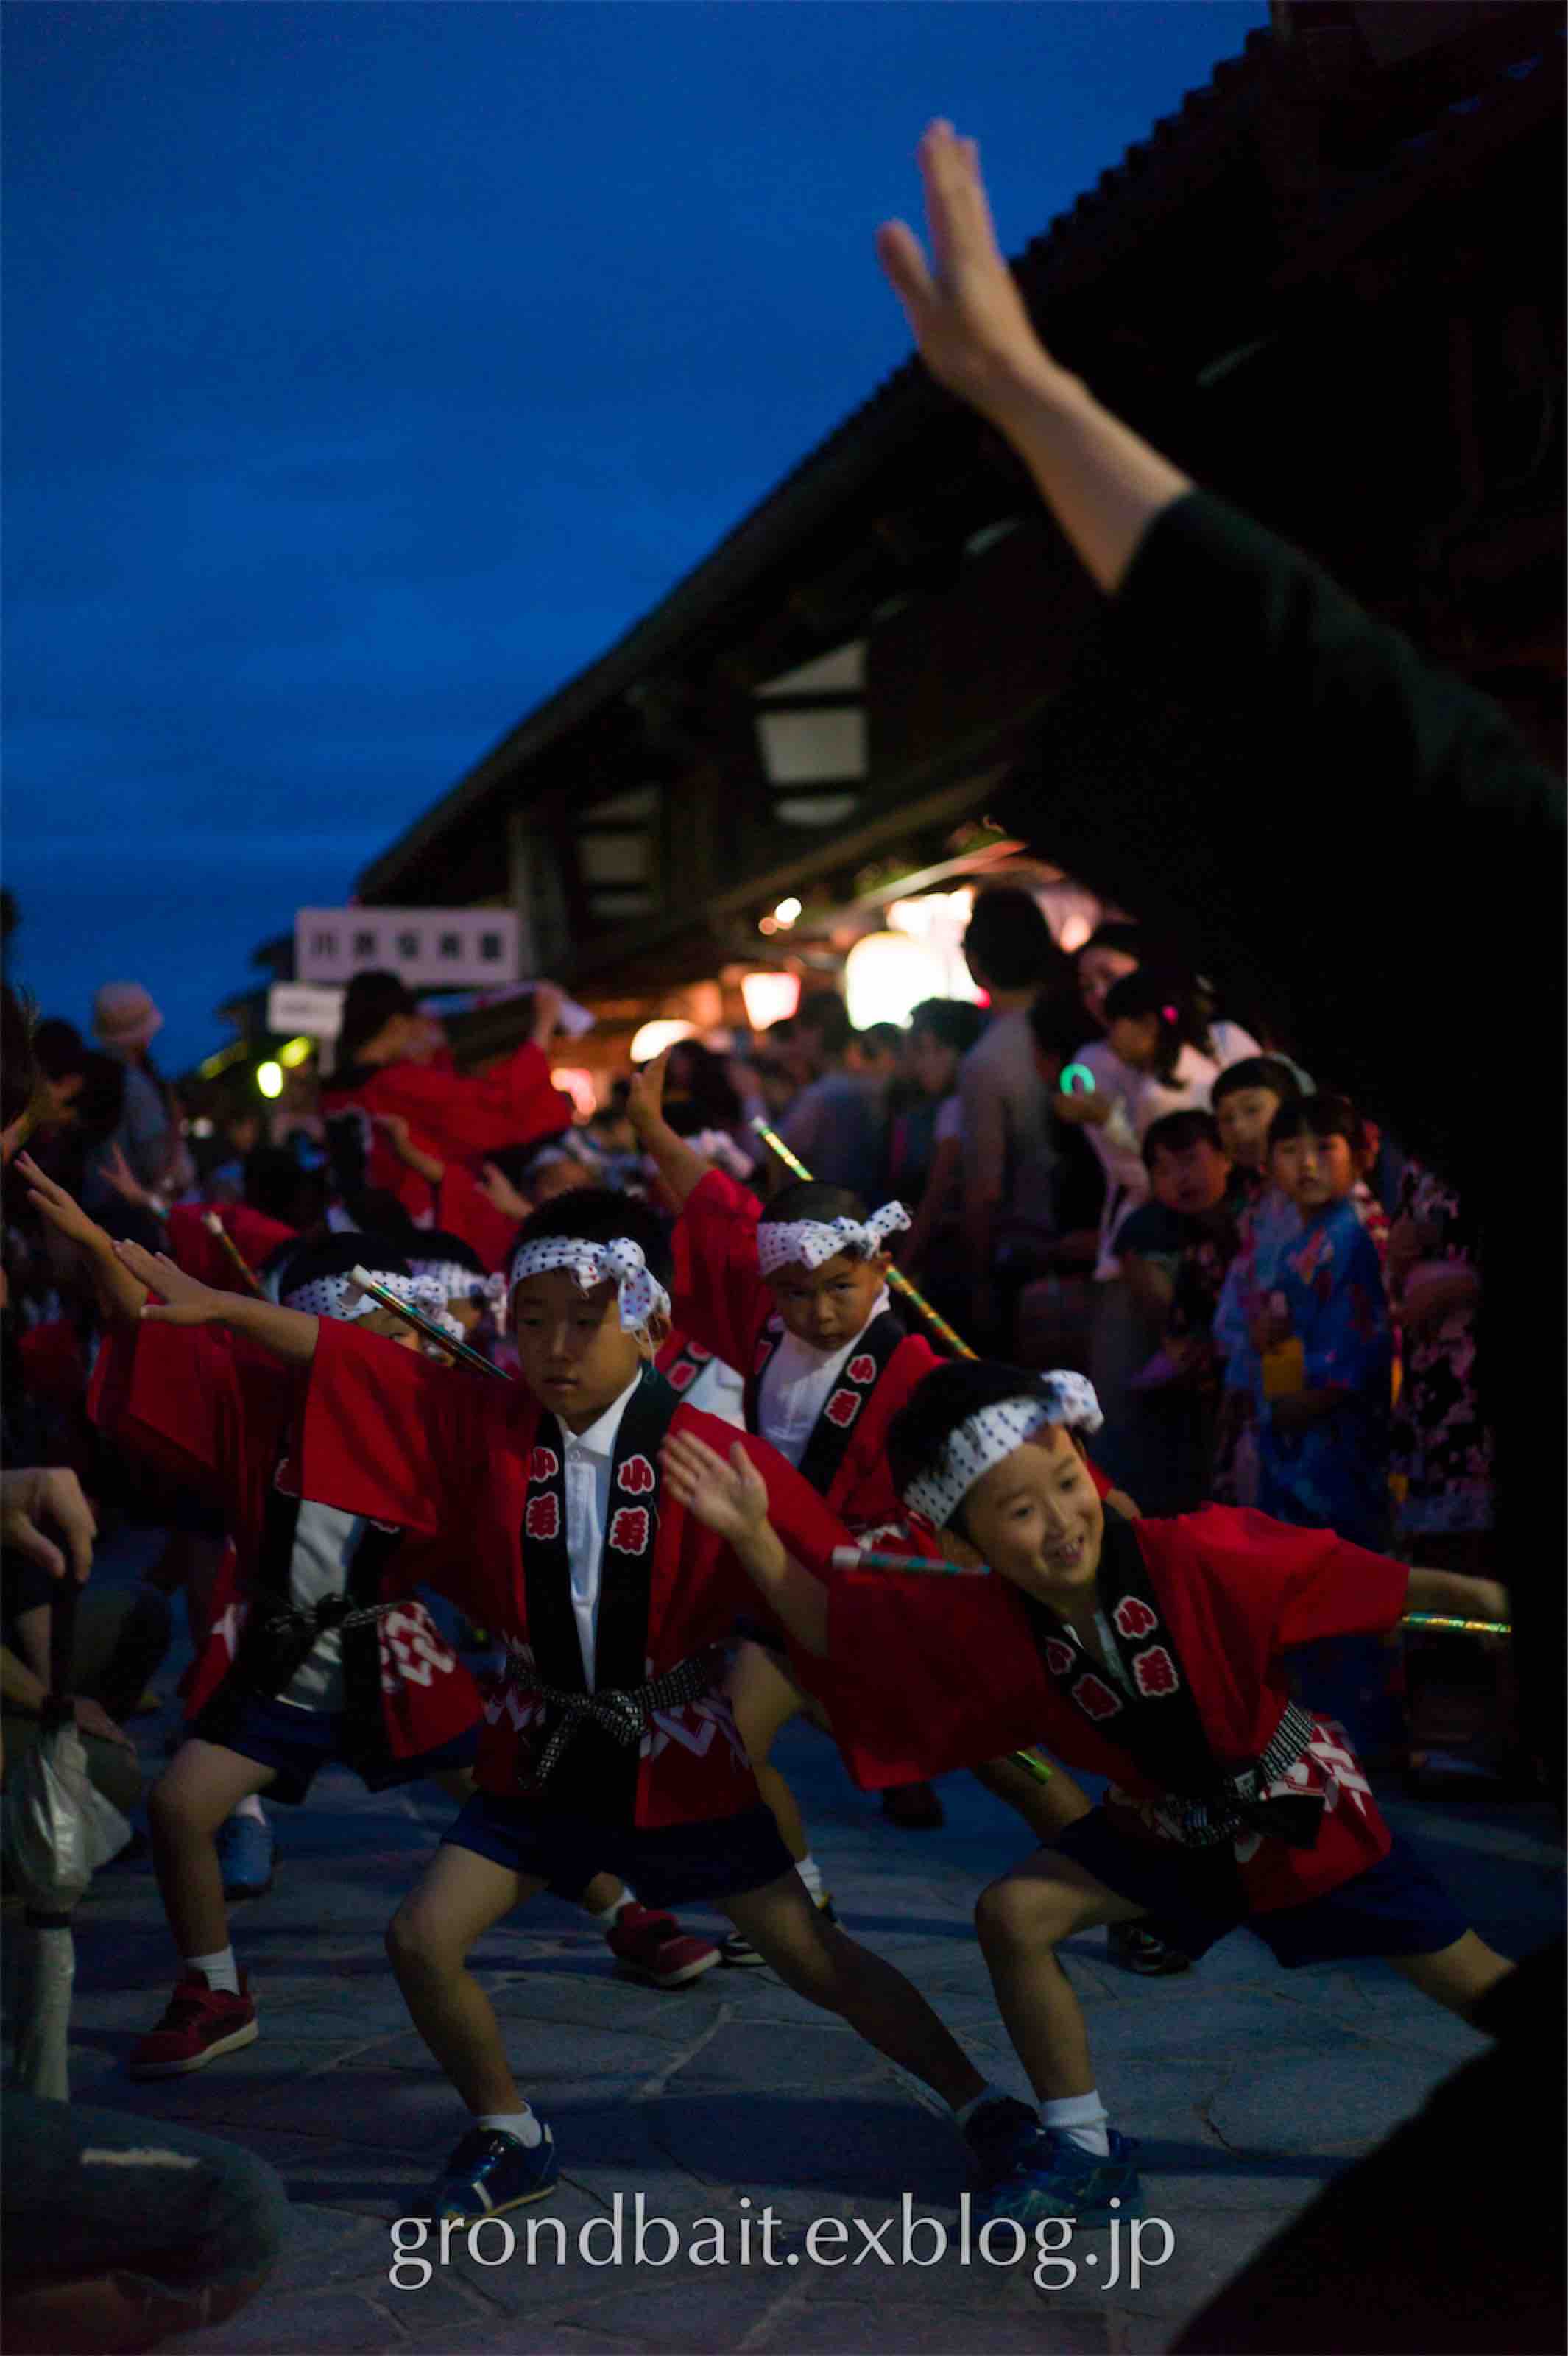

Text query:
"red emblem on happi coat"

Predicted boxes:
[[667, 1358, 696, 1390], [1132, 1646, 1179, 1698], [1073, 1673, 1122, 1721], [1043, 1638, 1076, 1677], [847, 1353, 877, 1386], [524, 1494, 560, 1541], [824, 1388, 861, 1429], [608, 1506, 651, 1553], [618, 1453, 656, 1495], [530, 1446, 559, 1481], [1113, 1597, 1158, 1641], [685, 1344, 712, 1364]]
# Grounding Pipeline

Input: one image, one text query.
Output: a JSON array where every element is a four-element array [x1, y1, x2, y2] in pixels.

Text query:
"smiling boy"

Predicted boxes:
[[663, 1358, 1513, 2227]]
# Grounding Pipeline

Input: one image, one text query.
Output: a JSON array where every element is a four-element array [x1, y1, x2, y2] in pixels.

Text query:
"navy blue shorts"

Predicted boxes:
[[444, 1795, 794, 1911], [217, 1693, 478, 1807], [1053, 1807, 1470, 1967]]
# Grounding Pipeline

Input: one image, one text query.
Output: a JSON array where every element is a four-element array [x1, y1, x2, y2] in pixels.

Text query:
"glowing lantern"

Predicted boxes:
[[844, 931, 946, 1031], [629, 1019, 697, 1064], [740, 972, 801, 1031], [255, 1062, 284, 1099]]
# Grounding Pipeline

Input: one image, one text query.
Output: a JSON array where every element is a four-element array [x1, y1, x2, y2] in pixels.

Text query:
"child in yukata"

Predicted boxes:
[[663, 1358, 1512, 2229]]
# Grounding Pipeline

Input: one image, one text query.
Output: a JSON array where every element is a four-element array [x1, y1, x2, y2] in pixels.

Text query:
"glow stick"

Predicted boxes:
[[749, 1119, 977, 1361], [347, 1266, 508, 1380], [1060, 1064, 1096, 1096], [202, 1211, 264, 1299]]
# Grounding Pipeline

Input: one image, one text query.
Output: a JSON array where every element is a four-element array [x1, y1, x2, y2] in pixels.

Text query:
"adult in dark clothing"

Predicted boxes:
[[876, 116, 1563, 2355]]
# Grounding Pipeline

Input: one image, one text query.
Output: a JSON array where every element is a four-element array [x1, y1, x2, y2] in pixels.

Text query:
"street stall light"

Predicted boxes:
[[255, 1062, 285, 1099], [629, 1020, 697, 1064], [277, 1036, 314, 1069], [740, 973, 802, 1031], [844, 931, 947, 1031]]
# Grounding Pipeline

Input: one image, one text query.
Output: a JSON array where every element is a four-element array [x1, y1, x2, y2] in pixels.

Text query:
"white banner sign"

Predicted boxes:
[[294, 907, 522, 989], [268, 983, 345, 1038]]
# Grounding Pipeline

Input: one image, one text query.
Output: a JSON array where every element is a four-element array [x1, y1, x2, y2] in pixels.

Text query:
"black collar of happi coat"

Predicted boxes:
[[1020, 1509, 1321, 1844], [520, 1363, 681, 1816], [742, 1308, 905, 1498]]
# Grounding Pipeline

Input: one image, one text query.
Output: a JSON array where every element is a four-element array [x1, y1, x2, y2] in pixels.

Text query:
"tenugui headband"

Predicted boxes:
[[409, 1258, 507, 1314], [902, 1375, 1104, 1531], [755, 1201, 911, 1277], [507, 1235, 671, 1335], [281, 1268, 464, 1343]]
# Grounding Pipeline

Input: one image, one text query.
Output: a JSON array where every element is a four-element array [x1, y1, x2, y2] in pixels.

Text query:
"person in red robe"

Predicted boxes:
[[661, 1354, 1513, 2231], [629, 1046, 1139, 1941], [105, 1188, 1034, 2229], [319, 971, 573, 1227]]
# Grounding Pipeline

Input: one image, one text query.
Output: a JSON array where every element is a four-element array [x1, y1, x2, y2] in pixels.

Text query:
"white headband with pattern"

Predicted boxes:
[[756, 1200, 911, 1277], [409, 1258, 507, 1313], [902, 1375, 1104, 1531], [281, 1267, 464, 1343], [507, 1235, 671, 1335]]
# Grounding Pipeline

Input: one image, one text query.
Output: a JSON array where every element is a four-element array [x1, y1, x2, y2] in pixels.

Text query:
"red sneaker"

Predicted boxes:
[[129, 1970, 258, 2078], [605, 1903, 720, 1989]]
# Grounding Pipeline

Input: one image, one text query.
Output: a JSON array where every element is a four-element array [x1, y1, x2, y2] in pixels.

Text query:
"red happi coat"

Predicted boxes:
[[293, 1321, 849, 1828], [166, 1204, 299, 1294], [823, 1506, 1406, 1913], [322, 1042, 571, 1225], [432, 1161, 522, 1274], [671, 1168, 941, 1528], [88, 1322, 483, 1778]]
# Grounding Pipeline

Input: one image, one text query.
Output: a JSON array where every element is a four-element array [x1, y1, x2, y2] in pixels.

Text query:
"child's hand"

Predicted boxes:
[[113, 1241, 227, 1325], [16, 1154, 105, 1253], [101, 1141, 153, 1209], [1051, 1090, 1109, 1127], [0, 1465, 96, 1582], [477, 1161, 531, 1222], [74, 1696, 136, 1755], [876, 121, 1055, 423], [1250, 1305, 1293, 1355], [626, 1048, 671, 1142], [661, 1431, 771, 1548]]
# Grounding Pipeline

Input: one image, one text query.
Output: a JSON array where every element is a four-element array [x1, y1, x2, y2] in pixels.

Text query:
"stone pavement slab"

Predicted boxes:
[[10, 1529, 1561, 2354]]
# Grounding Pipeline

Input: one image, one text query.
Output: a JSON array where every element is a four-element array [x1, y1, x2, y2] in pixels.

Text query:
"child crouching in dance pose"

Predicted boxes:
[[109, 1188, 1038, 2225], [663, 1358, 1513, 2228]]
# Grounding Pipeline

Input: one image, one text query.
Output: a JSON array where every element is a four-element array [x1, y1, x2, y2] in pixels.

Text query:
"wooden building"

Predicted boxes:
[[335, 2, 1561, 1068]]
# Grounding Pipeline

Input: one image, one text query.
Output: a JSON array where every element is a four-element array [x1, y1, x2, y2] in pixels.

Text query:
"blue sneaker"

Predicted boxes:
[[425, 2123, 558, 2224], [216, 1810, 275, 1902], [973, 2107, 1141, 2229]]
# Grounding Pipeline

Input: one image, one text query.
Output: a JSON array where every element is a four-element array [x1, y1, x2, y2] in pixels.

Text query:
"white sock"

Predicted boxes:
[[591, 1890, 635, 1930], [187, 1947, 240, 1997], [1041, 2090, 1111, 2158], [478, 2108, 542, 2148], [795, 1853, 824, 1903], [231, 1795, 266, 1825], [953, 2081, 1018, 2131]]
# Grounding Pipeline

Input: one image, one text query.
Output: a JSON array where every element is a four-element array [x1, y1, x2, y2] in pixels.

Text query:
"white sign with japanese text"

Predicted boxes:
[[294, 907, 521, 989]]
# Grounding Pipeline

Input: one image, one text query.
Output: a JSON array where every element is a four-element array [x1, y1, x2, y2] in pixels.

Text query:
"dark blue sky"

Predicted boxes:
[[5, 1, 1266, 1074]]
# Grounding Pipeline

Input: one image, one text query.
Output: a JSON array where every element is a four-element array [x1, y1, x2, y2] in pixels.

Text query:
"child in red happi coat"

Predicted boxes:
[[105, 1188, 1031, 2226], [663, 1355, 1513, 2229]]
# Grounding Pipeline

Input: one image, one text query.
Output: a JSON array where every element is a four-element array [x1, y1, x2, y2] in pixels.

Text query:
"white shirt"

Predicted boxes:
[[757, 1290, 891, 1469], [558, 1374, 643, 1692], [278, 1500, 380, 1713], [683, 1352, 747, 1431]]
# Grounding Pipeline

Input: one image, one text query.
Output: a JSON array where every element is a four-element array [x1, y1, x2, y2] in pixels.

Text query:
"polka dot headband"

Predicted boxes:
[[902, 1375, 1104, 1531], [756, 1201, 911, 1277], [409, 1257, 507, 1316], [280, 1266, 465, 1344], [507, 1235, 671, 1336]]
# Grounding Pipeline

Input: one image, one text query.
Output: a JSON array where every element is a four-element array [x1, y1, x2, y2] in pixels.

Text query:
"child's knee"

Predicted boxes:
[[148, 1774, 212, 1847], [974, 1871, 1071, 1954], [385, 1903, 452, 1981]]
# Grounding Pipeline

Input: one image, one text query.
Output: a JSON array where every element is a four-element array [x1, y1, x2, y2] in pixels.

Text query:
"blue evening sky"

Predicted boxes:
[[4, 1, 1267, 1073]]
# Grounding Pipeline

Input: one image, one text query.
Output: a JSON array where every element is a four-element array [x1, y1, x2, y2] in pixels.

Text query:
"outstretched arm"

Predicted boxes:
[[661, 1429, 828, 1657], [112, 1240, 320, 1366], [877, 120, 1190, 595], [1405, 1566, 1509, 1626], [18, 1154, 150, 1324]]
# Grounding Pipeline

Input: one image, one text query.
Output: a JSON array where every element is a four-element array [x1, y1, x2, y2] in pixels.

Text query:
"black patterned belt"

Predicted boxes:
[[1162, 1701, 1325, 1852], [504, 1643, 730, 1794]]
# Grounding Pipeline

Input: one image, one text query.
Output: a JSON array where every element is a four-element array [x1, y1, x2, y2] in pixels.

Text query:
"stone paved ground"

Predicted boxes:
[[20, 1530, 1563, 2355]]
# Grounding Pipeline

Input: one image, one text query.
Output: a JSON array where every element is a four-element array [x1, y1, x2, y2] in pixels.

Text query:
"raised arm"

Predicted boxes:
[[1405, 1566, 1509, 1628], [18, 1154, 151, 1325], [877, 121, 1190, 596], [112, 1239, 320, 1366], [626, 1049, 712, 1210], [660, 1428, 829, 1657]]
